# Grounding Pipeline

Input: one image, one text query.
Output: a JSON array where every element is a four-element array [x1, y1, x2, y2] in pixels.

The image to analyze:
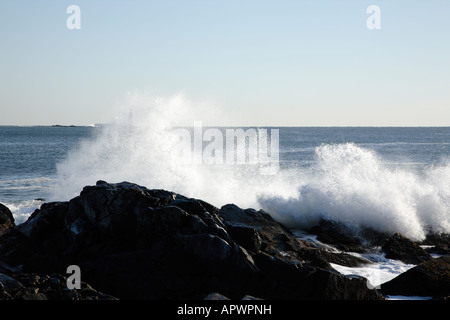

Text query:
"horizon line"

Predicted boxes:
[[1, 124, 450, 128]]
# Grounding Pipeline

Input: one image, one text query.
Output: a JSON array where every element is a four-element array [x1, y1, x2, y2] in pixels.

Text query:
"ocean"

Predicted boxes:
[[1, 125, 449, 228], [1, 125, 449, 298], [0, 126, 96, 223]]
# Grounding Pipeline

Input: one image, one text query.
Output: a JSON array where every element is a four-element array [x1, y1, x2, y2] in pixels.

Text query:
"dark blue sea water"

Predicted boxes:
[[1, 125, 449, 296], [0, 126, 96, 222], [1, 125, 449, 234], [280, 127, 450, 169]]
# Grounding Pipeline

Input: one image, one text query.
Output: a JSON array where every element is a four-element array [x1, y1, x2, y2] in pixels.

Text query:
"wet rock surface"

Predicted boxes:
[[0, 181, 383, 300], [1, 181, 449, 300], [381, 233, 433, 265], [381, 256, 450, 298], [0, 203, 14, 237]]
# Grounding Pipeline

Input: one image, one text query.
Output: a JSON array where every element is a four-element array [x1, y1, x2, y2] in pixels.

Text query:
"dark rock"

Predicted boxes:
[[241, 295, 263, 300], [203, 292, 263, 300], [308, 219, 392, 253], [0, 260, 117, 300], [227, 225, 262, 254], [381, 233, 432, 264], [381, 256, 450, 298], [203, 292, 231, 300], [309, 248, 371, 268], [252, 252, 382, 299], [301, 269, 381, 300], [421, 233, 450, 256], [0, 203, 14, 236], [219, 204, 275, 225], [427, 244, 450, 256], [219, 205, 369, 268], [0, 282, 13, 300], [308, 220, 367, 253], [0, 181, 383, 300], [219, 203, 310, 258], [0, 273, 24, 295]]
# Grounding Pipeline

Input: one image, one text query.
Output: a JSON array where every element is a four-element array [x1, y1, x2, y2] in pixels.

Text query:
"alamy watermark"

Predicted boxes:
[[367, 5, 381, 30], [66, 5, 81, 30], [66, 265, 81, 289], [66, 4, 381, 31], [173, 122, 280, 175]]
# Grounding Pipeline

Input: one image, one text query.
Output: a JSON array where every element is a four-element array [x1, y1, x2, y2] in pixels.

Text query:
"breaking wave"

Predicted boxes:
[[259, 143, 450, 241], [51, 94, 450, 241]]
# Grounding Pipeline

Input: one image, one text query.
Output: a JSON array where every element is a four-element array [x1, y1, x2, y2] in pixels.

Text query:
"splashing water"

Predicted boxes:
[[259, 143, 450, 241], [52, 93, 290, 207], [51, 94, 450, 241]]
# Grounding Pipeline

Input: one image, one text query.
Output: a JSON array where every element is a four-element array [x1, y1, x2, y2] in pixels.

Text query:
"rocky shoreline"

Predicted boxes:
[[0, 181, 449, 300]]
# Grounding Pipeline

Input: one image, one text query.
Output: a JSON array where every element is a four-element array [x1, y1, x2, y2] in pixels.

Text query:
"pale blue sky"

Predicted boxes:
[[1, 0, 449, 126]]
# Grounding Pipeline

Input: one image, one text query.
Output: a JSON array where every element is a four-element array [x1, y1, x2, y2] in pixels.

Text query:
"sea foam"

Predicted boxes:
[[258, 143, 450, 241], [51, 94, 450, 241]]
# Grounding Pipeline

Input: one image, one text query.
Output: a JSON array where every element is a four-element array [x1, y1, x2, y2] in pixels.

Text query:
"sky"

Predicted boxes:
[[0, 0, 449, 126]]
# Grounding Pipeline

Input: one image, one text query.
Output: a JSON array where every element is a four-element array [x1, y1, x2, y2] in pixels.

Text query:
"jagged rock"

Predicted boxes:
[[0, 181, 383, 300], [308, 220, 365, 253], [307, 219, 389, 253], [421, 233, 450, 256], [0, 271, 118, 300], [227, 225, 262, 254], [203, 292, 263, 300], [219, 204, 369, 268], [203, 292, 230, 300], [381, 256, 450, 298], [241, 295, 263, 300], [0, 273, 24, 296], [0, 203, 14, 236], [381, 233, 432, 264]]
